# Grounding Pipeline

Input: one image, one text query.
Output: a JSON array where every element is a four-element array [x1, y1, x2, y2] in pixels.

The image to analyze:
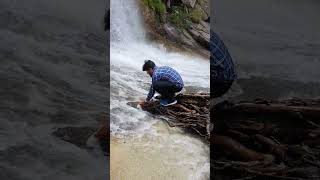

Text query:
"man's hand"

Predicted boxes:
[[138, 97, 149, 106], [138, 101, 145, 106]]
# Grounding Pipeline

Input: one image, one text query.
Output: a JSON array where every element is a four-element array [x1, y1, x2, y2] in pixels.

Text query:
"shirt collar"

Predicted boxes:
[[152, 66, 158, 75]]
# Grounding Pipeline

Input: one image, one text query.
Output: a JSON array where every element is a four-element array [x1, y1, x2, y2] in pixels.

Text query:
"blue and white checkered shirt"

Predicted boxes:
[[210, 31, 236, 82], [146, 66, 184, 101]]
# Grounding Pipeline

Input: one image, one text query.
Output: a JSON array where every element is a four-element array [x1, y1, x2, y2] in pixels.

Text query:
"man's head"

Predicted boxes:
[[142, 60, 156, 77]]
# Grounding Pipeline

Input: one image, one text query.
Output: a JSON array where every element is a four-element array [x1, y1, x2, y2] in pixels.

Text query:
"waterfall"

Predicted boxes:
[[110, 0, 146, 43]]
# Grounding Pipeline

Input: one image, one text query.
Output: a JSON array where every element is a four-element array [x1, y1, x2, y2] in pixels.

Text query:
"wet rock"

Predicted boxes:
[[164, 23, 199, 46], [52, 126, 96, 148], [193, 3, 209, 22], [139, 0, 210, 54], [181, 0, 197, 8], [181, 29, 200, 46], [197, 0, 209, 20], [163, 23, 180, 41], [95, 126, 109, 155], [188, 21, 210, 49]]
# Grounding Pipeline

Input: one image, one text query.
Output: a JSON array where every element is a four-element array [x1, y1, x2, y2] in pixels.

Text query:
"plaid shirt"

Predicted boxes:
[[210, 31, 236, 82], [146, 66, 184, 101]]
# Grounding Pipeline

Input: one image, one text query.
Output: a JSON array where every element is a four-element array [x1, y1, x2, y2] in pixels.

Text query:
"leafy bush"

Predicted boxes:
[[168, 6, 191, 30], [189, 8, 205, 23], [143, 0, 166, 15], [143, 1, 205, 30]]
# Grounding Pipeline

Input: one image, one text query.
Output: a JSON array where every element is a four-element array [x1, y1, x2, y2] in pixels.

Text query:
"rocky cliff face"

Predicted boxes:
[[139, 0, 209, 57]]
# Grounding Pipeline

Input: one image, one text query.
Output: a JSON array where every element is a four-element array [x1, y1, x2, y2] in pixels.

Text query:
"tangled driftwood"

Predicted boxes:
[[211, 99, 320, 180], [127, 93, 211, 140], [130, 95, 320, 179]]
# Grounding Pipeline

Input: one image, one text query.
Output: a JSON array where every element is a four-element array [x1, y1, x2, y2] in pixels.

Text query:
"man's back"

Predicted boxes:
[[152, 66, 184, 88], [210, 31, 236, 82]]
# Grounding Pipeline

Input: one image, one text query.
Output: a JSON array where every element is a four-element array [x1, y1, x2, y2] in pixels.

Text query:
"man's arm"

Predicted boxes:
[[146, 84, 155, 101], [146, 69, 161, 101]]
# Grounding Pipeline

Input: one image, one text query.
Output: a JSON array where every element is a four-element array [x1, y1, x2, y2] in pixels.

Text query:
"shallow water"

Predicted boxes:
[[111, 121, 209, 180]]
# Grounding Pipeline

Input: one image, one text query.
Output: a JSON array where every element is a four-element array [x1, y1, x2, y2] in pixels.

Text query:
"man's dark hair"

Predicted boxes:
[[142, 60, 156, 71]]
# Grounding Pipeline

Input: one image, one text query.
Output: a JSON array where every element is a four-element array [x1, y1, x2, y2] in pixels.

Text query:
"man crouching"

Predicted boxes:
[[142, 60, 184, 106]]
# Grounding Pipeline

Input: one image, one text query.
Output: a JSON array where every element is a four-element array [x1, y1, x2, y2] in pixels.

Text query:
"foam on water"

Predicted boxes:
[[110, 42, 209, 134]]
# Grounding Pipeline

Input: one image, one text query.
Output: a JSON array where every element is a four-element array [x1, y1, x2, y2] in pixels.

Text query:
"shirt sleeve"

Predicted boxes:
[[146, 70, 161, 101], [146, 84, 155, 101]]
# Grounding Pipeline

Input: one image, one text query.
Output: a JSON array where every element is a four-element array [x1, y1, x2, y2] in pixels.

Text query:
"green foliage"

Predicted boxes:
[[143, 0, 205, 30], [168, 6, 191, 30], [143, 0, 166, 15], [189, 8, 205, 23]]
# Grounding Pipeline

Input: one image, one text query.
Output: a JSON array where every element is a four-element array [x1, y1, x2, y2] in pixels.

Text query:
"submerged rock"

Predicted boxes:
[[52, 125, 109, 156], [52, 126, 96, 148], [95, 126, 109, 155]]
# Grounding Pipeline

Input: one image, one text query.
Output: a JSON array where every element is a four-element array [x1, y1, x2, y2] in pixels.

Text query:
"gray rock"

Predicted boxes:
[[164, 23, 180, 41], [181, 0, 197, 8], [52, 126, 97, 148], [198, 0, 209, 18], [164, 23, 197, 46], [188, 21, 210, 49], [180, 29, 199, 46], [195, 3, 209, 21]]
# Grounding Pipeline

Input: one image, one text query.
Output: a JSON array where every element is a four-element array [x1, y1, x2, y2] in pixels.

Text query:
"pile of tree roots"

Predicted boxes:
[[133, 95, 320, 179], [211, 98, 320, 180], [130, 94, 320, 179], [128, 93, 211, 140]]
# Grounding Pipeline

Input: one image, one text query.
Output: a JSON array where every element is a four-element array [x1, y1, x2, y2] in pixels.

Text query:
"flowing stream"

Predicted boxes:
[[110, 0, 210, 179]]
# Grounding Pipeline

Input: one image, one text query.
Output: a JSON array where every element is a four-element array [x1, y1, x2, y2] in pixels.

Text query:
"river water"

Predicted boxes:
[[110, 0, 210, 179]]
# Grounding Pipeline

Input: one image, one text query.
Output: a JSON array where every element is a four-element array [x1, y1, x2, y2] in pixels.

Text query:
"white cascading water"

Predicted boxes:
[[110, 0, 210, 179]]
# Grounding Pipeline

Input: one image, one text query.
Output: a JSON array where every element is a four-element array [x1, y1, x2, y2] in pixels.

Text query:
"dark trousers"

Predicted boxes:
[[153, 80, 182, 100], [211, 80, 233, 98]]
